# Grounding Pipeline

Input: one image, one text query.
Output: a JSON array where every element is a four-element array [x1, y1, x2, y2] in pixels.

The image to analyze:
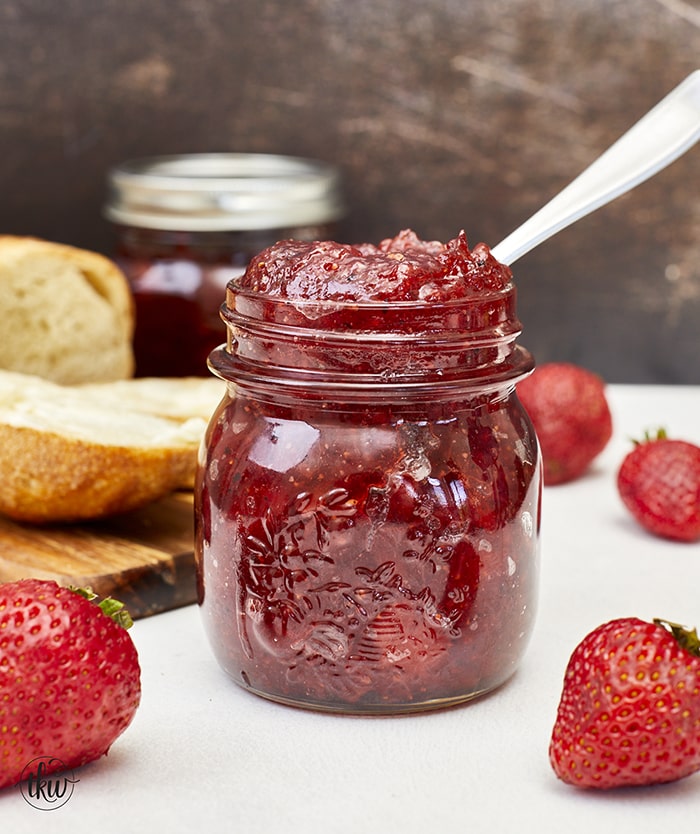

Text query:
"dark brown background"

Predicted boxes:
[[1, 0, 698, 383]]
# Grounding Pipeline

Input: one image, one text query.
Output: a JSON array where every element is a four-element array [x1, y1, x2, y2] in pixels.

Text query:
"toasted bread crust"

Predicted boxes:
[[0, 424, 197, 523], [0, 371, 225, 523]]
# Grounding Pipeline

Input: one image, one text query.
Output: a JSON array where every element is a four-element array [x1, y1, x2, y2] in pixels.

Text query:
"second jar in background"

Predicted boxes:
[[104, 153, 345, 377]]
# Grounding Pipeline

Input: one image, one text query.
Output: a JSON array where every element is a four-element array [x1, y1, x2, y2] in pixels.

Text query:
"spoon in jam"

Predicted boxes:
[[491, 70, 700, 266]]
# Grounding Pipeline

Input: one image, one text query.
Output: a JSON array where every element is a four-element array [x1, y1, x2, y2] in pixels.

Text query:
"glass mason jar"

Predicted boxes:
[[195, 241, 541, 713], [104, 153, 345, 377]]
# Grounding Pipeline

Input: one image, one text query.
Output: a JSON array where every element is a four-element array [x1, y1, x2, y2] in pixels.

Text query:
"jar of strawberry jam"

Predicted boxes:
[[105, 153, 344, 377], [195, 230, 541, 713]]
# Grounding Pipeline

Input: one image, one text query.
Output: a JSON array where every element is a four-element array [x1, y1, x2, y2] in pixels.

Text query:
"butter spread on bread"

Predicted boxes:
[[0, 372, 225, 523]]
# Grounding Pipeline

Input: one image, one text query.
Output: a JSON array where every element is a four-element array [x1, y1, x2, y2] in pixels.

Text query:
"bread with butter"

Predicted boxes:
[[0, 372, 225, 523], [76, 375, 226, 422]]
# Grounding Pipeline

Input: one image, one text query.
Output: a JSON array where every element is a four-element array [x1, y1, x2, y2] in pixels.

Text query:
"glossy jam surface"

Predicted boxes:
[[241, 229, 511, 302], [196, 230, 540, 712]]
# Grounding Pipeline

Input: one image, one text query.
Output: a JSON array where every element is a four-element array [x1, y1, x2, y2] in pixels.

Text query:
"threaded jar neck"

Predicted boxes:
[[210, 281, 533, 405]]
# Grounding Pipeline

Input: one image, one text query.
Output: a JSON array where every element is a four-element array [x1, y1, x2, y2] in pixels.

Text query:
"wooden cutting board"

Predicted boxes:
[[0, 491, 197, 619]]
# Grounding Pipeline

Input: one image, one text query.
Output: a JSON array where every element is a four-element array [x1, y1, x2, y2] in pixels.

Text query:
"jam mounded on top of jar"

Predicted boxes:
[[196, 230, 541, 713], [241, 229, 511, 302]]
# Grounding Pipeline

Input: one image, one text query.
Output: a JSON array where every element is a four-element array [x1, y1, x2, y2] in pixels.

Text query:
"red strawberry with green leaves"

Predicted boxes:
[[516, 362, 612, 485], [549, 617, 700, 789], [617, 429, 700, 542], [0, 579, 141, 790]]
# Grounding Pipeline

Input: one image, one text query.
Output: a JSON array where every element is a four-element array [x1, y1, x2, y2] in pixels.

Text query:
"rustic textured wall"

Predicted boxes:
[[0, 0, 698, 383]]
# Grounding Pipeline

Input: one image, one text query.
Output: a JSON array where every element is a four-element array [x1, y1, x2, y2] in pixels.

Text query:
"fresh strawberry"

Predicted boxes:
[[617, 429, 700, 542], [0, 579, 141, 790], [549, 617, 700, 789], [516, 362, 612, 485]]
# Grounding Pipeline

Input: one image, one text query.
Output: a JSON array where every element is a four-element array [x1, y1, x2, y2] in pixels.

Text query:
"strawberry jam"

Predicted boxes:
[[195, 230, 541, 713]]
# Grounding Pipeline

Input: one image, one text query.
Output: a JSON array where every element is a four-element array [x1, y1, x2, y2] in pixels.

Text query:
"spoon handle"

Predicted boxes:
[[491, 70, 700, 266]]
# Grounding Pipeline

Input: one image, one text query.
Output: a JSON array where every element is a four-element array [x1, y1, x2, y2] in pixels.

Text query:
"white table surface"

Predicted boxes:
[[4, 384, 700, 833]]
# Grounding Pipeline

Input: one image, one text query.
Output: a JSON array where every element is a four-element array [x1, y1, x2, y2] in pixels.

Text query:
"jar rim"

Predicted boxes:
[[217, 287, 530, 391], [227, 281, 515, 311], [225, 280, 522, 344], [104, 152, 345, 231], [222, 305, 521, 347]]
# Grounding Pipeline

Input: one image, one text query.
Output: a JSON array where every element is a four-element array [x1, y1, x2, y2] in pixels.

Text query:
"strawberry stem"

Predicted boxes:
[[98, 597, 134, 629], [654, 618, 700, 656], [631, 428, 668, 446], [69, 586, 134, 630]]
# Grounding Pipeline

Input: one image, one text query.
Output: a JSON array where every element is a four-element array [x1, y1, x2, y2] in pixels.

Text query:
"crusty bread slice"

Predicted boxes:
[[0, 372, 225, 523], [0, 235, 134, 384]]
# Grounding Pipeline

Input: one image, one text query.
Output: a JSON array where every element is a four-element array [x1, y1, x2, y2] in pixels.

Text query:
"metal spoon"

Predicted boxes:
[[490, 70, 700, 266]]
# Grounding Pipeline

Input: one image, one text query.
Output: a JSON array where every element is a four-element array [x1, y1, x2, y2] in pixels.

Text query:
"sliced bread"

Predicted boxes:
[[0, 235, 135, 384], [0, 372, 226, 523]]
